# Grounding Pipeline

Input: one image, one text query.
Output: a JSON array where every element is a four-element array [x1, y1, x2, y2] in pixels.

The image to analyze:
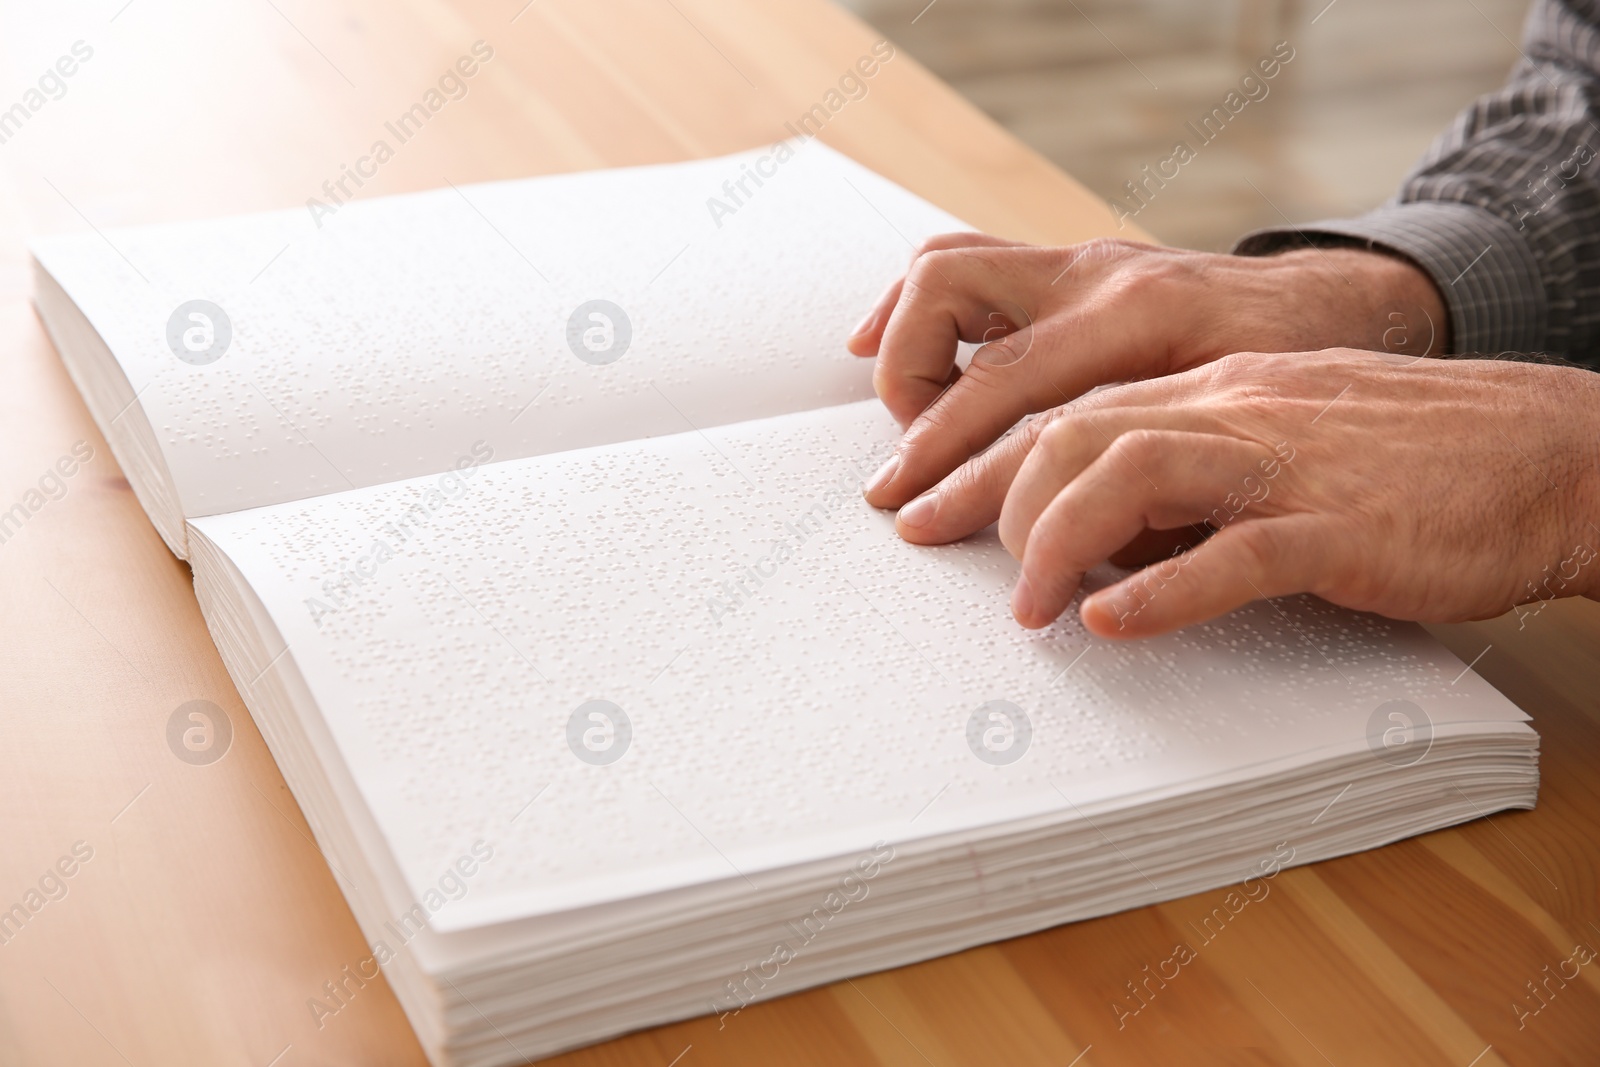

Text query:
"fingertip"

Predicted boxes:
[[1079, 570, 1214, 640], [892, 491, 939, 542], [847, 308, 884, 356], [1080, 590, 1129, 638], [846, 332, 879, 357], [851, 278, 905, 358], [895, 524, 943, 545], [1010, 574, 1055, 629], [862, 452, 902, 509], [1011, 574, 1037, 627], [895, 496, 981, 546], [1084, 578, 1187, 639]]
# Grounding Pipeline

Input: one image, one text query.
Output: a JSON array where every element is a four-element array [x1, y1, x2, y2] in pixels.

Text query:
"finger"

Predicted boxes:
[[879, 267, 1218, 505], [1010, 431, 1273, 627], [872, 245, 1051, 427], [1080, 515, 1320, 638], [998, 406, 1219, 559], [889, 395, 1190, 544], [891, 411, 1054, 543], [846, 276, 905, 358], [846, 232, 1024, 358], [864, 323, 1049, 511]]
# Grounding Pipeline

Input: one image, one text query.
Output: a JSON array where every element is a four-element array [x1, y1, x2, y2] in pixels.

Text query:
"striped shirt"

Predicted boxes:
[[1234, 0, 1600, 366]]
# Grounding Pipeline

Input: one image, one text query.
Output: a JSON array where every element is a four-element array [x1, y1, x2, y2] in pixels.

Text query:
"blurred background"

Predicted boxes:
[[848, 0, 1530, 250]]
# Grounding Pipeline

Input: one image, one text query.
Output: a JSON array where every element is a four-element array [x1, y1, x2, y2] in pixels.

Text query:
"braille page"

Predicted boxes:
[[189, 399, 1531, 927], [32, 143, 961, 519]]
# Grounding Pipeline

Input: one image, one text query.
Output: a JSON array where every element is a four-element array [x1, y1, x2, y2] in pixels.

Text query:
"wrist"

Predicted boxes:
[[1254, 247, 1450, 357], [1568, 372, 1600, 601], [1526, 363, 1600, 602]]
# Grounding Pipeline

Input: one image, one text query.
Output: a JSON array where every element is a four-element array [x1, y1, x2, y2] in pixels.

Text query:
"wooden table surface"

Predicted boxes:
[[1, 1, 1596, 1065]]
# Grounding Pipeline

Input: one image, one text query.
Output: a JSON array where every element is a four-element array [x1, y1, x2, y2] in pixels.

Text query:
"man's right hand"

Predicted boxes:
[[846, 233, 1448, 509]]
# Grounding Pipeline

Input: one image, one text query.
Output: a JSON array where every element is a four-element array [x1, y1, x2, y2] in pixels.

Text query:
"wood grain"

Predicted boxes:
[[0, 2, 1595, 1065]]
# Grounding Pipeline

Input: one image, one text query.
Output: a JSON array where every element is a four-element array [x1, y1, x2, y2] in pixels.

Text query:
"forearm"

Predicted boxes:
[[1235, 0, 1600, 363], [1216, 247, 1449, 359]]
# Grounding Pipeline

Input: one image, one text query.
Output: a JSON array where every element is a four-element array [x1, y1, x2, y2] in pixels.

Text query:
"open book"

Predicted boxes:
[[33, 143, 1537, 1066]]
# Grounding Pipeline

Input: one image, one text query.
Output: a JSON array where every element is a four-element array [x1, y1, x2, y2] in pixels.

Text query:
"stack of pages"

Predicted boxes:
[[32, 143, 1537, 1066]]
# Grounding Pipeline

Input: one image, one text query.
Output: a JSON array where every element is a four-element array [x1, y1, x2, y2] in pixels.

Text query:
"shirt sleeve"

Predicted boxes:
[[1232, 0, 1600, 363]]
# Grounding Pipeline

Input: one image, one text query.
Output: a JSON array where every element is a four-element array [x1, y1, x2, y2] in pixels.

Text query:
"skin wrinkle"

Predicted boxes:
[[846, 228, 1600, 635], [841, 4, 1600, 633]]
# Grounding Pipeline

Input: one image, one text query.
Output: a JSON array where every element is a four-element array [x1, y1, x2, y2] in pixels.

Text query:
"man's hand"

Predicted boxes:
[[887, 348, 1600, 637], [848, 234, 1448, 509]]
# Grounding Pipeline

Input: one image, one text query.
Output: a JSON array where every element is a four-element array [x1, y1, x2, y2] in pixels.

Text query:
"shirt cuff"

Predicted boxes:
[[1232, 201, 1548, 356]]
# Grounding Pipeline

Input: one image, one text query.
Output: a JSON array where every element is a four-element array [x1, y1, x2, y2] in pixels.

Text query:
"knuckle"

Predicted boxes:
[[903, 249, 955, 295], [1066, 378, 1140, 415], [1075, 236, 1134, 264], [1195, 354, 1287, 410], [1210, 350, 1251, 373], [997, 499, 1029, 559], [1109, 427, 1166, 467], [998, 410, 1057, 466], [1072, 242, 1195, 307], [1207, 350, 1264, 384], [1031, 415, 1101, 474], [872, 362, 922, 414], [1106, 258, 1178, 302], [914, 231, 981, 258], [1035, 412, 1086, 458]]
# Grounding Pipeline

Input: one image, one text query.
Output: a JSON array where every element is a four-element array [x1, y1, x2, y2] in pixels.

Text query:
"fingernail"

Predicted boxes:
[[897, 492, 938, 529], [851, 307, 880, 338], [865, 453, 899, 496], [1011, 574, 1035, 622], [1086, 584, 1137, 631]]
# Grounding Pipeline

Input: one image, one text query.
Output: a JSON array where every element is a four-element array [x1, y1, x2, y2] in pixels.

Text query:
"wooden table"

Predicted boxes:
[[1, 1, 1595, 1064]]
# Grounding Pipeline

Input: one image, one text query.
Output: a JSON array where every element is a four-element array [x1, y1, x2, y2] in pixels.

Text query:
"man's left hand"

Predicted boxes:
[[888, 348, 1600, 636]]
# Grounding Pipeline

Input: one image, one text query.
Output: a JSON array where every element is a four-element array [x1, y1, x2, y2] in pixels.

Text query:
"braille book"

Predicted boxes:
[[31, 143, 1537, 1067]]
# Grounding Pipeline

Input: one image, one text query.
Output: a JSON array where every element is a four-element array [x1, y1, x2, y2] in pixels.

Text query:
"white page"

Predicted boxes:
[[33, 143, 961, 517], [190, 400, 1530, 928]]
